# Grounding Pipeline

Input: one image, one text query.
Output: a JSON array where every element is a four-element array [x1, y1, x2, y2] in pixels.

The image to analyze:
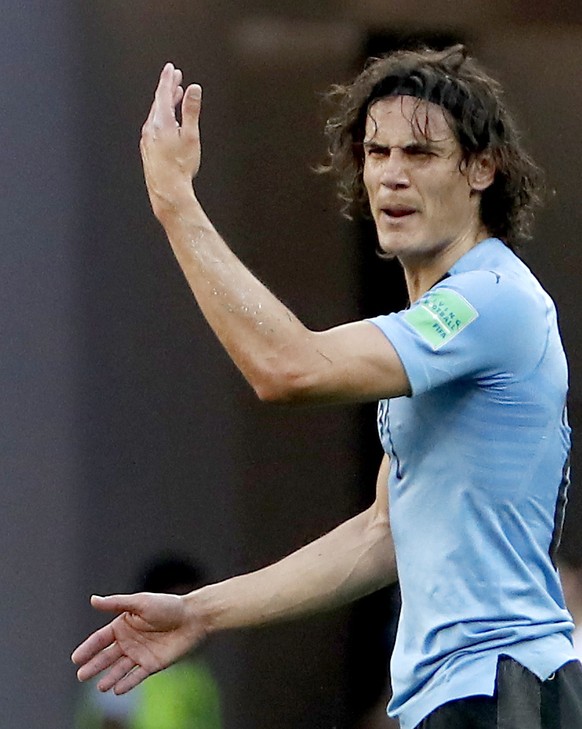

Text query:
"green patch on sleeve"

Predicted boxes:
[[404, 288, 479, 350]]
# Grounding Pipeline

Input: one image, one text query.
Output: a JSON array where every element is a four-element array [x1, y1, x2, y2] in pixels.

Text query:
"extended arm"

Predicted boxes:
[[141, 64, 409, 405], [197, 453, 395, 629], [72, 455, 396, 694]]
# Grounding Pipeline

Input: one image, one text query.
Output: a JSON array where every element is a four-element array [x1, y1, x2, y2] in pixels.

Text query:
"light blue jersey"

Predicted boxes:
[[369, 238, 575, 729]]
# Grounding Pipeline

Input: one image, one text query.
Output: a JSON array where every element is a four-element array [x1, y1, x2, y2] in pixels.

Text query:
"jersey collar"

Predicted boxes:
[[447, 237, 507, 276]]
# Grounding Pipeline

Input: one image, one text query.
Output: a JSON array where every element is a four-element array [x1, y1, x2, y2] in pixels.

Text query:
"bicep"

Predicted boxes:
[[283, 320, 410, 404]]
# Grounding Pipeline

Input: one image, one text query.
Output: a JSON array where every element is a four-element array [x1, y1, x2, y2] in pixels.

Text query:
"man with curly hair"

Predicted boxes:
[[73, 46, 582, 728]]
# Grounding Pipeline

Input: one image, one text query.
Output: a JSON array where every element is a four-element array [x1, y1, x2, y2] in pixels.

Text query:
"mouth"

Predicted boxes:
[[380, 205, 417, 220]]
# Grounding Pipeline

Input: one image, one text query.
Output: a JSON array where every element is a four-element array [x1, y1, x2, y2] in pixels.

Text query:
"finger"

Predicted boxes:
[[153, 62, 178, 126], [173, 85, 184, 109], [143, 82, 161, 130], [90, 593, 144, 614], [144, 63, 174, 128], [171, 68, 183, 111], [114, 665, 151, 695], [97, 655, 136, 693], [76, 641, 124, 682], [71, 622, 116, 666], [181, 84, 202, 139]]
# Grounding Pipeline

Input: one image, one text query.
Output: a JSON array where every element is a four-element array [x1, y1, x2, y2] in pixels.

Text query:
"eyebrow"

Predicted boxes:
[[362, 140, 446, 152]]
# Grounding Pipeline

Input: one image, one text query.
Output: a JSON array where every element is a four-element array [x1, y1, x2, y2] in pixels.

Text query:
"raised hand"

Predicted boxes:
[[71, 591, 207, 695], [140, 62, 203, 222]]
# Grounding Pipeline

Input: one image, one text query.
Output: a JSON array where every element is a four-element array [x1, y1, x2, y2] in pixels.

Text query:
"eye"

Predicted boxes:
[[364, 144, 389, 158], [405, 145, 436, 158]]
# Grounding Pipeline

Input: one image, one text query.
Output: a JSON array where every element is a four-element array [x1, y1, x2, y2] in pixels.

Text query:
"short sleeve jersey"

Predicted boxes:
[[368, 238, 575, 729]]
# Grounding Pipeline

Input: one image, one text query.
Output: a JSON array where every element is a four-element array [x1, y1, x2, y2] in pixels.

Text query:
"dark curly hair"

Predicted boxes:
[[321, 44, 544, 250]]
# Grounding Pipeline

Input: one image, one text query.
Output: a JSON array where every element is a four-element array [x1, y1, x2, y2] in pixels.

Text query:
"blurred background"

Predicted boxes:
[[1, 1, 582, 727]]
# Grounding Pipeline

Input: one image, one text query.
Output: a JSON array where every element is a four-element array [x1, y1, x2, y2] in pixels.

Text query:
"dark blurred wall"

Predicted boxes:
[[74, 3, 246, 726], [0, 1, 83, 726], [227, 20, 366, 727], [474, 31, 582, 556], [75, 4, 364, 729]]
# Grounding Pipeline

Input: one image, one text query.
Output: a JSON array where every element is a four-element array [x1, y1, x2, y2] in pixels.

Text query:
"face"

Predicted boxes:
[[362, 95, 492, 262]]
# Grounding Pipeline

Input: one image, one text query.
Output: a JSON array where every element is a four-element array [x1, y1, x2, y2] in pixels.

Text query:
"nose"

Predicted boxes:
[[380, 148, 410, 190]]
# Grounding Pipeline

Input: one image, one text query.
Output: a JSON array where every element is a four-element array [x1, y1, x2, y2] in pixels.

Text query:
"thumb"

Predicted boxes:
[[90, 593, 144, 615], [181, 84, 202, 136]]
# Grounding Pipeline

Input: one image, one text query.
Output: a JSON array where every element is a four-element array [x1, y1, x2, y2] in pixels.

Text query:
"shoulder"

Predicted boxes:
[[436, 267, 551, 330], [434, 267, 553, 372]]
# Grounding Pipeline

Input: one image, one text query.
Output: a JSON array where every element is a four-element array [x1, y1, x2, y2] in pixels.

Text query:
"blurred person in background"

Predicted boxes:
[[73, 46, 582, 728], [74, 554, 222, 729]]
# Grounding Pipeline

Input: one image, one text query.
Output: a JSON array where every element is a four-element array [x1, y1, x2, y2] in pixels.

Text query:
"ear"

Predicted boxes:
[[468, 152, 496, 192]]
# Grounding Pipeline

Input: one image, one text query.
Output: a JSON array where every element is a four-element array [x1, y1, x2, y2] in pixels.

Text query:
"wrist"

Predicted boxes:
[[182, 583, 228, 639], [149, 180, 199, 226], [159, 195, 215, 245]]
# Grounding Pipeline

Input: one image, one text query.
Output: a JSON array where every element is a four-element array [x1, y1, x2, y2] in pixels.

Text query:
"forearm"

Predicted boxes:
[[158, 191, 314, 401], [188, 506, 396, 635], [141, 66, 410, 406]]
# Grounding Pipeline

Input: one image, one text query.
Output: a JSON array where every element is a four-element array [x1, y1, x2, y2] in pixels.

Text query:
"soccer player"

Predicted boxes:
[[72, 46, 582, 728]]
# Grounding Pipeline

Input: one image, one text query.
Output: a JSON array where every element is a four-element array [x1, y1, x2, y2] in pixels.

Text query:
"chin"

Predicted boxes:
[[377, 234, 415, 260], [377, 247, 404, 262]]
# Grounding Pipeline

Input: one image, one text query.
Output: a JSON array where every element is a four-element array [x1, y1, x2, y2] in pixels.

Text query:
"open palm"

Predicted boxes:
[[72, 592, 206, 695]]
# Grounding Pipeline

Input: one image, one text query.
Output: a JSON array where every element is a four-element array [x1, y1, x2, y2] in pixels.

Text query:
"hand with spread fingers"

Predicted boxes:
[[71, 592, 208, 695], [140, 62, 202, 223]]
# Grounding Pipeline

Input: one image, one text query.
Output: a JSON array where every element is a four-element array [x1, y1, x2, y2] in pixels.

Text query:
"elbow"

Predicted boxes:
[[254, 382, 289, 404], [253, 378, 306, 405], [250, 363, 314, 404]]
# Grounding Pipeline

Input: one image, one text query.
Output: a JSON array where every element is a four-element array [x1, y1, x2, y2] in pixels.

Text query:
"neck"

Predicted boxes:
[[401, 228, 490, 302]]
